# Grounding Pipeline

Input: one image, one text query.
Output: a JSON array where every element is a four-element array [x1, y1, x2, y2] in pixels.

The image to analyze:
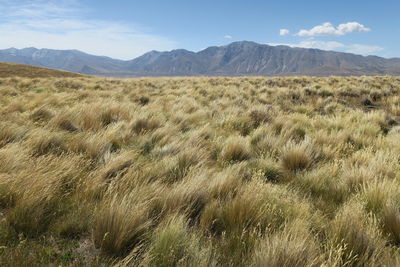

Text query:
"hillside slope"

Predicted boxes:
[[0, 62, 85, 78], [0, 48, 127, 76]]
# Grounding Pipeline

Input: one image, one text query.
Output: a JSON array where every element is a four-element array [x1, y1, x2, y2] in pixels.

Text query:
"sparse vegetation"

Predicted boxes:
[[2, 75, 400, 266]]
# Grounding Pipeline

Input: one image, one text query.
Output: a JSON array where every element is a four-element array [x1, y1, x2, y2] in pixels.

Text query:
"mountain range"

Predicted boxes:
[[1, 41, 400, 76]]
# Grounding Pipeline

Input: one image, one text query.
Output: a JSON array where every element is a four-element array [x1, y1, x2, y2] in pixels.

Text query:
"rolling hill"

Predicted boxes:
[[0, 62, 85, 78]]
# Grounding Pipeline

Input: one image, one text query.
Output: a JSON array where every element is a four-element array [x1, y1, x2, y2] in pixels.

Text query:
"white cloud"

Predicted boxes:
[[267, 40, 383, 56], [279, 29, 290, 36], [0, 0, 177, 59], [224, 35, 233, 39], [297, 22, 370, 37]]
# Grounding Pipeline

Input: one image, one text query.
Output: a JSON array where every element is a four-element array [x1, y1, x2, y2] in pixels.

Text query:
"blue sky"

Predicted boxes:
[[0, 0, 399, 59]]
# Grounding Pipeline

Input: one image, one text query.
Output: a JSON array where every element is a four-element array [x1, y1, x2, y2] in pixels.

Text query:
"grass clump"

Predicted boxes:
[[281, 140, 314, 172], [147, 215, 192, 267], [328, 201, 387, 266], [253, 223, 322, 267], [51, 113, 79, 132], [0, 122, 25, 148], [30, 106, 54, 122], [92, 191, 153, 256], [27, 130, 67, 156], [360, 181, 400, 244], [163, 148, 205, 183], [220, 136, 252, 163], [131, 117, 161, 134], [6, 155, 86, 237]]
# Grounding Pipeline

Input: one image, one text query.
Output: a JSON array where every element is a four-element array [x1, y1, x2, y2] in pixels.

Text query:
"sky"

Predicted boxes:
[[0, 0, 399, 60]]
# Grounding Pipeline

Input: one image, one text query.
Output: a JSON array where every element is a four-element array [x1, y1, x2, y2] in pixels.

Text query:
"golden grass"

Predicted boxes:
[[1, 75, 400, 265]]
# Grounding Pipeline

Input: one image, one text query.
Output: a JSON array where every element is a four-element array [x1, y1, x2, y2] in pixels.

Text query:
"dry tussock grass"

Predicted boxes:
[[1, 76, 400, 265]]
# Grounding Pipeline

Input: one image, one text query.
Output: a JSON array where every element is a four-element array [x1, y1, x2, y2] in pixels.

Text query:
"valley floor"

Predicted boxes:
[[1, 76, 400, 266]]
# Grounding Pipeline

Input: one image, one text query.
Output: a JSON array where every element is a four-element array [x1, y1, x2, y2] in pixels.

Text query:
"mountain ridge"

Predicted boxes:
[[1, 41, 400, 76]]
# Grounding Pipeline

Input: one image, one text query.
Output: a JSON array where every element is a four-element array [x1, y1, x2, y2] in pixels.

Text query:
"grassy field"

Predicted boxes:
[[1, 75, 400, 266]]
